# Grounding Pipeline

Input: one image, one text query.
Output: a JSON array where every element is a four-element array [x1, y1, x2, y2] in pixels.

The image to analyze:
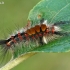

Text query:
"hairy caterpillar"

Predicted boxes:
[[0, 18, 70, 67]]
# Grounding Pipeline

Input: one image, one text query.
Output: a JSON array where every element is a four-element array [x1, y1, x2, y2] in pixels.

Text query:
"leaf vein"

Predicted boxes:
[[50, 3, 70, 23]]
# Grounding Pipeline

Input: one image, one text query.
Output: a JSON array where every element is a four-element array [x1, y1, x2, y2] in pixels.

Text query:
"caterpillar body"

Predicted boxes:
[[0, 18, 70, 67], [0, 19, 61, 47]]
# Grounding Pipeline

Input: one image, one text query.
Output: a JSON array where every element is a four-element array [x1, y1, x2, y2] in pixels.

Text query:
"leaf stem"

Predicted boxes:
[[0, 52, 37, 70]]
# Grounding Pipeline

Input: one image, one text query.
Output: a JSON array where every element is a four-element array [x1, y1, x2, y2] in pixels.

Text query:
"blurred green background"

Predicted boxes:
[[0, 0, 70, 70]]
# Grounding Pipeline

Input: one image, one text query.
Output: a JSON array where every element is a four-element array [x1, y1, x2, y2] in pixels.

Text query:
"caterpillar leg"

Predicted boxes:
[[39, 37, 44, 45]]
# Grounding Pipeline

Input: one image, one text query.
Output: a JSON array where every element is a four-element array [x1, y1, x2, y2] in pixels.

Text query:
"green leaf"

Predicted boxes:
[[28, 0, 70, 52]]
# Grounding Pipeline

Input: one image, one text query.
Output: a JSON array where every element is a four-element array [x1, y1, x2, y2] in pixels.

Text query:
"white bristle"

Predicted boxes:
[[19, 28, 24, 33], [43, 20, 47, 25], [43, 36, 48, 44], [54, 26, 61, 31]]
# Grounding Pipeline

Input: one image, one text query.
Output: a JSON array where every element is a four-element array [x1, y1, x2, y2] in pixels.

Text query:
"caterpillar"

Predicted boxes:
[[0, 18, 70, 67]]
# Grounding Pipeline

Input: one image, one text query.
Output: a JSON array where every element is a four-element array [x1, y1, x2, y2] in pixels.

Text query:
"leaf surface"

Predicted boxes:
[[28, 0, 70, 52]]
